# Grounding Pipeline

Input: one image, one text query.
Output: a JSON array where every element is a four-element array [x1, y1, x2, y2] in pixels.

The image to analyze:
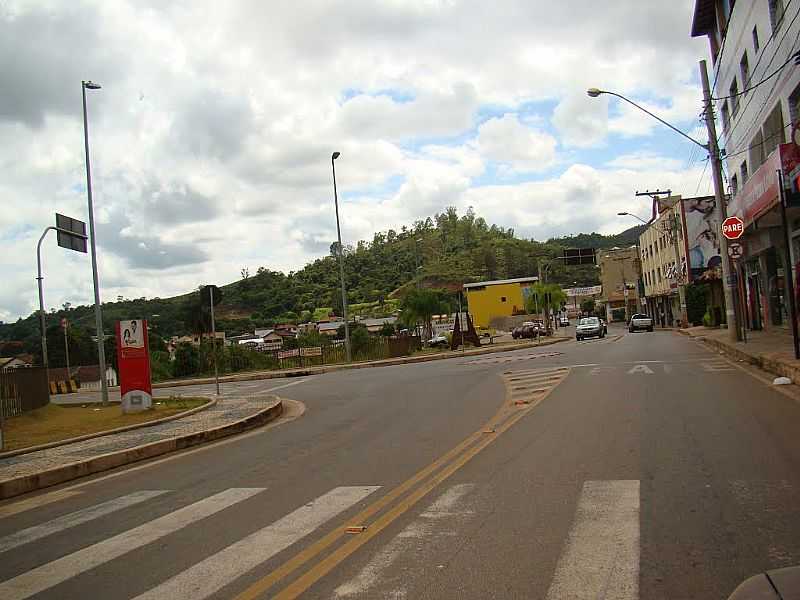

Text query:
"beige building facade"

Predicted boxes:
[[639, 197, 689, 327], [598, 246, 641, 322]]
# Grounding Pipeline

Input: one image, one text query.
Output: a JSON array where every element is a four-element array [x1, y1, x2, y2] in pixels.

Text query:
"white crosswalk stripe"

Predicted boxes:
[[0, 487, 264, 600], [0, 490, 168, 554], [334, 483, 476, 598], [132, 486, 381, 600], [546, 480, 640, 600]]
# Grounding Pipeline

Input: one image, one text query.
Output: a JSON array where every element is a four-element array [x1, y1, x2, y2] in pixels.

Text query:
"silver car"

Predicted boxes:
[[576, 317, 604, 341]]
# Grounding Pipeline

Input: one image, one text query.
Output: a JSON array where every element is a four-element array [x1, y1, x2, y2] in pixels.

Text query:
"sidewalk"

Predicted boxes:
[[0, 393, 282, 499], [680, 325, 800, 382]]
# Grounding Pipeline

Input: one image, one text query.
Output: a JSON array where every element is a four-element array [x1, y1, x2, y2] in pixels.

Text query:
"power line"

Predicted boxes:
[[720, 1, 800, 144], [722, 120, 794, 158], [694, 157, 710, 196], [712, 50, 800, 100]]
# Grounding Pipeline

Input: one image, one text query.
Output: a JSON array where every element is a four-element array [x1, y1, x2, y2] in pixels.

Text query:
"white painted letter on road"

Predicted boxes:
[[627, 364, 654, 375]]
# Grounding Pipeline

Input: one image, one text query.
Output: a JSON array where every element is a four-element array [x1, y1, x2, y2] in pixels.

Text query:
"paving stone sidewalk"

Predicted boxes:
[[682, 325, 800, 381], [0, 394, 276, 482]]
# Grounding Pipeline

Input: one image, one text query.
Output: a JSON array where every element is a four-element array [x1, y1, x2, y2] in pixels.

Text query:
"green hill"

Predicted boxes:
[[1, 207, 640, 363]]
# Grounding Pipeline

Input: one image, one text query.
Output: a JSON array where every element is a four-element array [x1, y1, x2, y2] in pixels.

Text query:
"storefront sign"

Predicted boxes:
[[564, 285, 602, 297], [115, 320, 152, 414]]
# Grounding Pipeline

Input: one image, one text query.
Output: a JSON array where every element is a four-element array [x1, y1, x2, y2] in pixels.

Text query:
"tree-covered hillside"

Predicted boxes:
[[1, 207, 641, 362]]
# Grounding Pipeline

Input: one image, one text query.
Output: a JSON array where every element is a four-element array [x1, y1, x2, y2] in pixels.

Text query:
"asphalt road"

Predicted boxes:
[[1, 325, 799, 599]]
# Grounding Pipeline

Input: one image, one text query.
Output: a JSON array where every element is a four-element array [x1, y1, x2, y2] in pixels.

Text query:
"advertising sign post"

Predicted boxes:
[[115, 319, 152, 413]]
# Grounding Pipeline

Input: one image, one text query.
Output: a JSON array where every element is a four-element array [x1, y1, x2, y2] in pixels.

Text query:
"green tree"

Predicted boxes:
[[350, 324, 370, 356], [379, 322, 396, 337], [173, 342, 199, 377], [685, 283, 709, 326], [580, 298, 596, 315], [400, 288, 448, 338], [524, 283, 567, 315]]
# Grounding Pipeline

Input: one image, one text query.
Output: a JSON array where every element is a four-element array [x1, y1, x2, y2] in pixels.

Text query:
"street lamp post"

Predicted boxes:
[[81, 80, 110, 404], [331, 152, 351, 362], [590, 85, 738, 341]]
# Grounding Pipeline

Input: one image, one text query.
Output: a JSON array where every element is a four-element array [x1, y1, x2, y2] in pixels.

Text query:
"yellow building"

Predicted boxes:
[[463, 276, 539, 328]]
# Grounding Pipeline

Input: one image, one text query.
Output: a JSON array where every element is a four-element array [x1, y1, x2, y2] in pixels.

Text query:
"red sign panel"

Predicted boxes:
[[115, 320, 152, 412], [722, 216, 745, 240], [727, 143, 800, 227]]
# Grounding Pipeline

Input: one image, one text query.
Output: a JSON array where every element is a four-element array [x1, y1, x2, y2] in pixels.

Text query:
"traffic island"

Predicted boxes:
[[0, 394, 283, 500]]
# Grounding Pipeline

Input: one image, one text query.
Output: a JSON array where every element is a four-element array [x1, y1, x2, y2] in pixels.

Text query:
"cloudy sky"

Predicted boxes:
[[0, 0, 713, 322]]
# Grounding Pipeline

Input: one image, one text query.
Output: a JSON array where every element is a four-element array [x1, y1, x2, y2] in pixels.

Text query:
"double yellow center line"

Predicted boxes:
[[234, 368, 570, 600]]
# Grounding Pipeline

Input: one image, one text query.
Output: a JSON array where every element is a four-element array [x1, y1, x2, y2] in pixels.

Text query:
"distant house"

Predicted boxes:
[[253, 329, 283, 343], [0, 356, 31, 370], [48, 365, 118, 388], [274, 329, 298, 341], [317, 322, 342, 337], [360, 317, 398, 334]]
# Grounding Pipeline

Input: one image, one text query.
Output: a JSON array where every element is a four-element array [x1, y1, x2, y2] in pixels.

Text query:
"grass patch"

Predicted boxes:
[[2, 397, 209, 452]]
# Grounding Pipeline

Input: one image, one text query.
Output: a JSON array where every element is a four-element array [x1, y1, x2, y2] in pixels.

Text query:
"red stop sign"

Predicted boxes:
[[721, 216, 744, 240]]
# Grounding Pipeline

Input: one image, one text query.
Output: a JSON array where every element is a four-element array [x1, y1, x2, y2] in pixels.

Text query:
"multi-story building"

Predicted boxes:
[[640, 197, 690, 327], [692, 0, 800, 332], [598, 247, 641, 322]]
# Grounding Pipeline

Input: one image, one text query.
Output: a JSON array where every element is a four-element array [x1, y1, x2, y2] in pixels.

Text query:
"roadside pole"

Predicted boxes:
[[209, 286, 220, 396], [63, 319, 71, 380], [700, 59, 740, 341], [778, 170, 800, 359]]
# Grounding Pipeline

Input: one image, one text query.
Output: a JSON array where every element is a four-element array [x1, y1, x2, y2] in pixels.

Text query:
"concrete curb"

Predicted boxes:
[[153, 336, 571, 389], [678, 329, 800, 382], [0, 397, 283, 500], [0, 397, 218, 460]]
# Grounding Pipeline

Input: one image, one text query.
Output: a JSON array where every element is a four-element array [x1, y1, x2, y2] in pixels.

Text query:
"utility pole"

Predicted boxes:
[[700, 60, 740, 341], [63, 319, 71, 380]]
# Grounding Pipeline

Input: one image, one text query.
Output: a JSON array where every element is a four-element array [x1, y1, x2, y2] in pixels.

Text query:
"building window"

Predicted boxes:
[[762, 102, 786, 157], [741, 160, 749, 184], [722, 101, 731, 130], [731, 173, 738, 197], [753, 25, 760, 53], [749, 130, 765, 171], [740, 52, 750, 92], [730, 79, 740, 116], [769, 0, 785, 33]]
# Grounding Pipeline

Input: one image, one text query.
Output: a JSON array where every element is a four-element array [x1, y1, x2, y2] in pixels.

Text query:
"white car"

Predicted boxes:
[[576, 317, 604, 341], [628, 314, 653, 333], [559, 316, 569, 326], [428, 334, 449, 347]]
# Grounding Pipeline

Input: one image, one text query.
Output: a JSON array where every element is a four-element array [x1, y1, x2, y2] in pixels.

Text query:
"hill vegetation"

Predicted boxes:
[[1, 207, 642, 365]]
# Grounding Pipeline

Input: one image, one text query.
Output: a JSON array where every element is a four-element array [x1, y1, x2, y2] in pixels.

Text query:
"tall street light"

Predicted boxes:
[[589, 85, 739, 341], [617, 211, 649, 225], [82, 80, 109, 405], [331, 151, 351, 362]]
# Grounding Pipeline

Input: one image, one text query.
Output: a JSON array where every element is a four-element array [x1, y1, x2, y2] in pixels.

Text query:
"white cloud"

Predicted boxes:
[[476, 114, 558, 173], [0, 0, 711, 321]]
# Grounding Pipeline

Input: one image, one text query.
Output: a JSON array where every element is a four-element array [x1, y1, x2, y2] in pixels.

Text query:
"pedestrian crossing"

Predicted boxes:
[[502, 366, 571, 406], [0, 478, 795, 599], [464, 351, 562, 365]]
